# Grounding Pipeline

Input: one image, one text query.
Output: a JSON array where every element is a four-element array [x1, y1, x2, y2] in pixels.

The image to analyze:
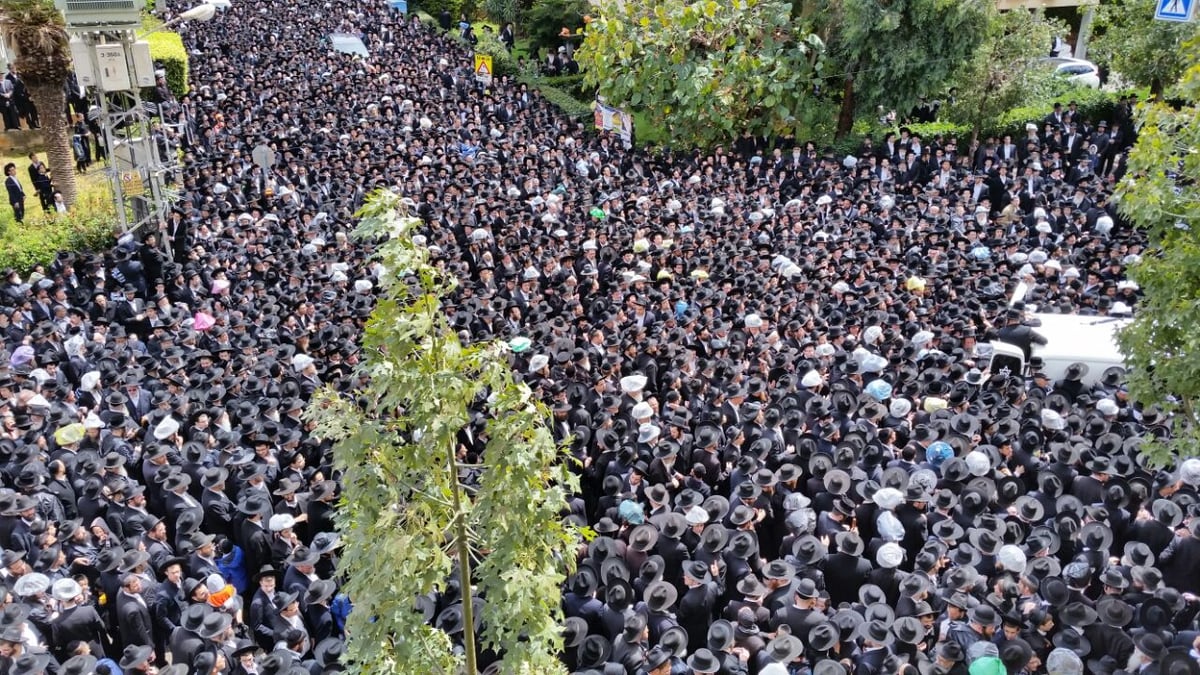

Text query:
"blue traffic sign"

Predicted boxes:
[[1156, 0, 1194, 22]]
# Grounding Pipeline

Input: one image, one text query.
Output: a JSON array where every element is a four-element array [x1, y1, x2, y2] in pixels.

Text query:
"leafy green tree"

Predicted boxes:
[[830, 0, 989, 137], [306, 191, 579, 674], [523, 0, 588, 58], [1114, 36, 1200, 467], [1090, 0, 1199, 98], [576, 0, 825, 148], [948, 8, 1062, 143]]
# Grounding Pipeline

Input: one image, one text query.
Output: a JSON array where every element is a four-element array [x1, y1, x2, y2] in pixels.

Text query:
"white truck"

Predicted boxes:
[[985, 313, 1131, 387]]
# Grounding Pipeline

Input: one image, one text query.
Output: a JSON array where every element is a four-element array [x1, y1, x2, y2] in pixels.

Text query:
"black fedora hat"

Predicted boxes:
[[1059, 601, 1098, 628], [808, 621, 840, 652], [577, 635, 611, 668], [119, 645, 154, 670], [706, 619, 734, 652], [563, 616, 587, 649], [765, 634, 804, 663], [644, 580, 678, 613], [1051, 627, 1091, 656], [1096, 597, 1133, 628], [1137, 596, 1174, 632], [835, 530, 865, 557], [892, 616, 925, 645], [791, 534, 827, 566], [854, 619, 894, 646]]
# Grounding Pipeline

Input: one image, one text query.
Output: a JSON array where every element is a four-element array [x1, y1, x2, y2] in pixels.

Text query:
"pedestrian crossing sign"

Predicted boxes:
[[1156, 0, 1195, 22], [474, 53, 493, 85]]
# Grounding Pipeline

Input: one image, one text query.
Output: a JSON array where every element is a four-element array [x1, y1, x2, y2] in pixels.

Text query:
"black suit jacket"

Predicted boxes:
[[116, 591, 154, 648], [823, 553, 871, 607], [51, 604, 108, 660], [4, 175, 23, 204]]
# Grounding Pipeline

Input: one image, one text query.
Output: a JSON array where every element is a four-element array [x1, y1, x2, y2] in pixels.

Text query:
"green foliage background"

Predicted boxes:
[[1115, 36, 1200, 467]]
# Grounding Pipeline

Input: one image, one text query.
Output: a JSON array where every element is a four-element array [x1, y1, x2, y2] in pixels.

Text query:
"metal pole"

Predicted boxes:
[[88, 32, 129, 232]]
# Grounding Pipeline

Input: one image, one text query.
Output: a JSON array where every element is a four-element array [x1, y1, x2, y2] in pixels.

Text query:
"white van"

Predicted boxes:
[[985, 313, 1130, 387]]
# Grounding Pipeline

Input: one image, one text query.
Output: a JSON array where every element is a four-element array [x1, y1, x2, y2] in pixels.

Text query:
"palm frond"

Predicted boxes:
[[0, 0, 72, 84]]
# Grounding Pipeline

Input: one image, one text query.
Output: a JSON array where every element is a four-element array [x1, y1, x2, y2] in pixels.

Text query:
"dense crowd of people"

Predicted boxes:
[[0, 0, 1196, 673]]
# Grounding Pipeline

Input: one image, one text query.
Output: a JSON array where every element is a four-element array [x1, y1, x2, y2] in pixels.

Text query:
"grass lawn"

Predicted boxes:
[[0, 148, 112, 233], [0, 146, 117, 272]]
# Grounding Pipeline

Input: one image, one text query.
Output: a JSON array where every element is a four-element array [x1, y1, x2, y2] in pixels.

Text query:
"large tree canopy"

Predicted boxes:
[[1115, 37, 1200, 466], [830, 0, 989, 136], [948, 8, 1062, 143], [576, 0, 825, 147], [1090, 0, 1199, 98]]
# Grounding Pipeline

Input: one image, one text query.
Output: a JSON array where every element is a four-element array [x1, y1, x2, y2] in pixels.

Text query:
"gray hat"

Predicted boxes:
[[1046, 647, 1084, 675]]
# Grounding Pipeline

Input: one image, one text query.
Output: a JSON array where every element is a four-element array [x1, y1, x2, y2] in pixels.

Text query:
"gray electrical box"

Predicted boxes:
[[55, 0, 146, 31]]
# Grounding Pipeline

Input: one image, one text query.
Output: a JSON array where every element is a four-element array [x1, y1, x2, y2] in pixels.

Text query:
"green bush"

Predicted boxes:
[[535, 73, 591, 99], [474, 32, 517, 76], [904, 120, 971, 143], [982, 85, 1146, 140], [0, 189, 117, 273], [526, 80, 593, 119], [145, 30, 189, 98], [415, 0, 477, 23], [415, 10, 440, 28]]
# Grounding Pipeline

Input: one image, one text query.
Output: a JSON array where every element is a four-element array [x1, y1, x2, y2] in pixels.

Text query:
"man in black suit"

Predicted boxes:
[[4, 162, 24, 223], [27, 153, 53, 212], [151, 559, 185, 665], [49, 578, 108, 661], [116, 574, 154, 650], [824, 532, 872, 607], [200, 468, 235, 539]]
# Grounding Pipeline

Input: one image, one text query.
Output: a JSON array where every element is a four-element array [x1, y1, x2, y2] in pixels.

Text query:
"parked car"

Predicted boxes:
[[1039, 57, 1101, 89]]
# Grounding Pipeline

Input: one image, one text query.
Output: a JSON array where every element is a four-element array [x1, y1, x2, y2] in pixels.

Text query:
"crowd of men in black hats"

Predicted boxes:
[[0, 0, 1197, 672]]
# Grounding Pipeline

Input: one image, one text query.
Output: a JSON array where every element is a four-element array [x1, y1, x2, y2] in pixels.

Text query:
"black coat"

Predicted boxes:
[[51, 604, 109, 661], [823, 552, 872, 607], [116, 591, 154, 649]]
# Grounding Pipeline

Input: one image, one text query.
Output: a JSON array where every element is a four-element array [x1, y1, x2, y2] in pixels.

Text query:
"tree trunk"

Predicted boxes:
[[835, 74, 856, 139], [1150, 77, 1164, 101], [27, 82, 78, 207]]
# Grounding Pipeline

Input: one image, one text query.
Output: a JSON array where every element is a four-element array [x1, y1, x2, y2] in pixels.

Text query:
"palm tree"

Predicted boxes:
[[0, 0, 78, 207]]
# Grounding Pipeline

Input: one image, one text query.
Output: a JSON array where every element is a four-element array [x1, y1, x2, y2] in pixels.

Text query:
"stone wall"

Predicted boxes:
[[0, 130, 46, 156]]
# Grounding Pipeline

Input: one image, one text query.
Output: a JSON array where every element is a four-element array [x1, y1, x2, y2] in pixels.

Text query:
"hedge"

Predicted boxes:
[[145, 29, 189, 98], [473, 32, 517, 77], [519, 74, 593, 119], [0, 189, 118, 273]]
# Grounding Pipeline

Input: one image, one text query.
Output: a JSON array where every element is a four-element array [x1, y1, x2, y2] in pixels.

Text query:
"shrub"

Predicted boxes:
[[145, 30, 189, 98], [904, 120, 971, 144], [415, 0, 477, 23], [0, 186, 117, 273], [481, 0, 519, 25], [414, 10, 440, 29], [473, 32, 517, 76], [526, 80, 593, 119]]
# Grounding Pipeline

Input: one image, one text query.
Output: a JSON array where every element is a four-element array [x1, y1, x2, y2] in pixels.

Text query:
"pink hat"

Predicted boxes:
[[193, 312, 215, 332]]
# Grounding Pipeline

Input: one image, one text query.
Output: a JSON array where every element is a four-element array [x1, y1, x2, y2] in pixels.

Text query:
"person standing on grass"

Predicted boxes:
[[4, 163, 24, 223], [28, 153, 54, 213]]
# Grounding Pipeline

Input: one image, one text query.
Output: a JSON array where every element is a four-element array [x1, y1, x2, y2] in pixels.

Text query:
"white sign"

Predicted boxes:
[[95, 43, 132, 91], [1156, 0, 1195, 22], [593, 100, 633, 149]]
